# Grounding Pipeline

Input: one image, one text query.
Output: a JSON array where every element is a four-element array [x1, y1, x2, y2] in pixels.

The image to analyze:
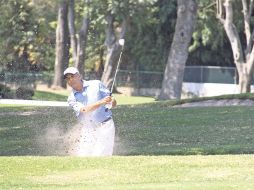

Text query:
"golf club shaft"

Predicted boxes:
[[105, 43, 124, 111], [110, 45, 124, 94]]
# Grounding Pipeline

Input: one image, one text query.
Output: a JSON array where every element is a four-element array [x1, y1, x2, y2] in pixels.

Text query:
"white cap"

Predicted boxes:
[[63, 67, 79, 77]]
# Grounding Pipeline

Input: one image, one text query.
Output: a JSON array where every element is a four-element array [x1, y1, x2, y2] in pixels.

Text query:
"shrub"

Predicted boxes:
[[0, 83, 13, 99], [16, 87, 34, 100]]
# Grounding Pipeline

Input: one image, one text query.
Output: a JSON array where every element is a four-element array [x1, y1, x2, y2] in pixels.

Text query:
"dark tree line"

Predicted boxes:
[[1, 0, 254, 99]]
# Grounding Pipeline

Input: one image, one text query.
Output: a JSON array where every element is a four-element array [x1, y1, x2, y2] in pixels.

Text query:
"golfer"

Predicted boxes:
[[64, 67, 116, 156]]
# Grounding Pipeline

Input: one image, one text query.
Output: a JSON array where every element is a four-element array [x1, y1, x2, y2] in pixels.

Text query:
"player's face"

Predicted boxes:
[[65, 73, 82, 90]]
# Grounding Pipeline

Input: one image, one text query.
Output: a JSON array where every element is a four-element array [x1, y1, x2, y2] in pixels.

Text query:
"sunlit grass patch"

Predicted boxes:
[[32, 90, 156, 105], [33, 91, 68, 101], [1, 155, 254, 190]]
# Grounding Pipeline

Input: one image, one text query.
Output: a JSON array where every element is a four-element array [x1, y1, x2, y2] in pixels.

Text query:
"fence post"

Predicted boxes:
[[136, 66, 139, 90], [234, 68, 238, 84], [201, 66, 203, 83]]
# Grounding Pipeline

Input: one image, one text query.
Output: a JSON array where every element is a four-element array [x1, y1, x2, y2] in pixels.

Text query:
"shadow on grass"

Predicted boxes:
[[1, 105, 254, 156], [0, 106, 77, 156]]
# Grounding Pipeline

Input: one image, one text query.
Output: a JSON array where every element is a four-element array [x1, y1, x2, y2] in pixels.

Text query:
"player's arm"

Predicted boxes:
[[80, 96, 113, 113]]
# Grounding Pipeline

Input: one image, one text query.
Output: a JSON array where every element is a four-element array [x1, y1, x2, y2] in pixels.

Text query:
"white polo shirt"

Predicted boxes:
[[67, 80, 112, 124]]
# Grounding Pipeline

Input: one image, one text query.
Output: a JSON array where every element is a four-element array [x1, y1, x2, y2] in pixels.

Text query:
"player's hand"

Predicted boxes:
[[79, 96, 115, 113], [100, 96, 113, 105]]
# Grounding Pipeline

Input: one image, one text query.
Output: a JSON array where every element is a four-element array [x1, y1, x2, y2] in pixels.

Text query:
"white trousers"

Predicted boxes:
[[74, 119, 115, 156]]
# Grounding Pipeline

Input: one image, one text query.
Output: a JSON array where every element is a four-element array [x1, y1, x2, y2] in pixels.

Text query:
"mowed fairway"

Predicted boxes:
[[1, 155, 254, 190], [1, 97, 254, 189]]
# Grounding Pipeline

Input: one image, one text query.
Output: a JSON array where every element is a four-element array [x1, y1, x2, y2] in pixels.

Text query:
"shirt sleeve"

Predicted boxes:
[[67, 93, 84, 117], [99, 81, 111, 97]]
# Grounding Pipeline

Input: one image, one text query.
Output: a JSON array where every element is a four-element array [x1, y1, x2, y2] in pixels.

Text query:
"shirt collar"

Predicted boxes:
[[73, 80, 89, 94]]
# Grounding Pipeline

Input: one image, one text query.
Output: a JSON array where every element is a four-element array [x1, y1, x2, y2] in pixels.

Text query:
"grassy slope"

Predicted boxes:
[[1, 103, 254, 156], [115, 103, 254, 155], [33, 89, 254, 105]]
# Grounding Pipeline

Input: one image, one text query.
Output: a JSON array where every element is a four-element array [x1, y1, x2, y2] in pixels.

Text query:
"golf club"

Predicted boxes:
[[105, 38, 125, 111]]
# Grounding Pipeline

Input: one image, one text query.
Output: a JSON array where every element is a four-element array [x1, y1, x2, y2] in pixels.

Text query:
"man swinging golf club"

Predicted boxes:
[[64, 39, 124, 156]]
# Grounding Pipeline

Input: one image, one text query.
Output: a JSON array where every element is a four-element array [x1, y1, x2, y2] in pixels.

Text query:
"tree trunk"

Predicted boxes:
[[75, 16, 90, 77], [68, 0, 77, 64], [53, 0, 69, 88], [237, 63, 253, 93], [101, 14, 129, 89], [158, 0, 197, 100], [67, 0, 90, 78], [95, 47, 105, 79], [217, 0, 254, 93]]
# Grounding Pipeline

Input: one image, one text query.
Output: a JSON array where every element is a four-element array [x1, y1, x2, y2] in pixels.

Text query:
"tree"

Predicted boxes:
[[100, 0, 131, 89], [68, 0, 91, 77], [68, 0, 77, 66], [158, 0, 197, 100], [100, 0, 156, 88], [52, 0, 69, 88], [75, 9, 90, 77], [101, 13, 129, 88], [0, 0, 57, 72], [217, 0, 254, 93], [187, 0, 234, 67]]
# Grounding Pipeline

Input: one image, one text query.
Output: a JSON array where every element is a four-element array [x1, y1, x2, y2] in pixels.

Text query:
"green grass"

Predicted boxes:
[[1, 102, 254, 156], [33, 90, 156, 105], [115, 104, 254, 155], [1, 155, 254, 190], [1, 94, 254, 189], [174, 92, 254, 105], [113, 94, 155, 105], [32, 89, 254, 106], [33, 91, 68, 101]]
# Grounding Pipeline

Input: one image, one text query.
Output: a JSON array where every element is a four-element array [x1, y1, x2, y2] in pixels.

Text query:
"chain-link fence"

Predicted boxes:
[[0, 72, 53, 88], [115, 66, 238, 88], [0, 66, 242, 89]]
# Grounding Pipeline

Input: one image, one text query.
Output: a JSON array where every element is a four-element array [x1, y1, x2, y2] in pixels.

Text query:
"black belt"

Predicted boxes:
[[102, 117, 112, 123]]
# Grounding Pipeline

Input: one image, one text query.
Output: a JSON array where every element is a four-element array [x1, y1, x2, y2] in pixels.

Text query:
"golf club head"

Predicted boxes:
[[119, 39, 125, 46]]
